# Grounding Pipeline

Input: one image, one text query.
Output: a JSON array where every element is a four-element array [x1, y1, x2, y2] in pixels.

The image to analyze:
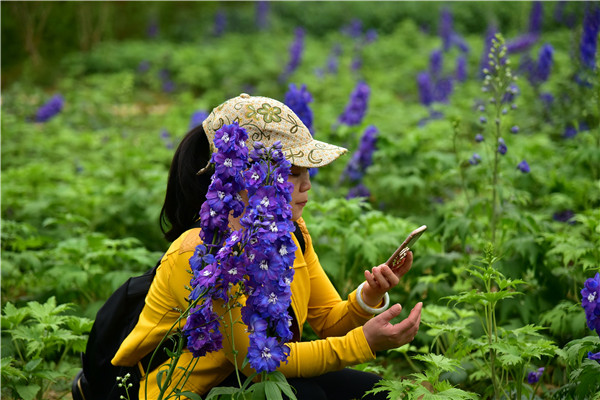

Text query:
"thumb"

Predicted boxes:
[[377, 303, 403, 323]]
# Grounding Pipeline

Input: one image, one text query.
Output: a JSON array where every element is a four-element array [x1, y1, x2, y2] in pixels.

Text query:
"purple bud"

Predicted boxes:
[[511, 126, 520, 134], [527, 367, 544, 384], [34, 94, 65, 122], [469, 153, 482, 165], [517, 159, 530, 173], [480, 116, 487, 124], [478, 105, 486, 112], [563, 124, 577, 139], [497, 138, 507, 155], [475, 134, 485, 142]]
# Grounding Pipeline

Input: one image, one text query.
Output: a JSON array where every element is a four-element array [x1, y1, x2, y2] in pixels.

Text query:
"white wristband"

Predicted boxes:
[[356, 282, 390, 314]]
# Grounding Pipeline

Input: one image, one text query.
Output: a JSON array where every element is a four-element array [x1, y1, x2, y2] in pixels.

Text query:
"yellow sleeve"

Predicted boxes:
[[297, 218, 376, 338], [217, 295, 375, 379]]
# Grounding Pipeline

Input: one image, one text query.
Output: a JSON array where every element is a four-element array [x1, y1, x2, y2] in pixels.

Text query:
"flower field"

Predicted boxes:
[[1, 2, 599, 399]]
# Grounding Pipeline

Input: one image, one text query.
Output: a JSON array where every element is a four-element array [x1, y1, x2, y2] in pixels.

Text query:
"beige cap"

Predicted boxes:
[[202, 93, 347, 168]]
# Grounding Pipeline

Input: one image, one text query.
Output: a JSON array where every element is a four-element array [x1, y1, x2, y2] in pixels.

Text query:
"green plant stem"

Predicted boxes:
[[452, 120, 471, 207], [490, 110, 501, 246], [156, 335, 185, 400], [228, 306, 243, 389]]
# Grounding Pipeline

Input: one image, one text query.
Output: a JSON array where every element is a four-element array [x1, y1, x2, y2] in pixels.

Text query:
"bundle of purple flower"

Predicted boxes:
[[182, 123, 297, 373], [239, 141, 297, 372], [581, 272, 600, 361], [338, 81, 370, 127]]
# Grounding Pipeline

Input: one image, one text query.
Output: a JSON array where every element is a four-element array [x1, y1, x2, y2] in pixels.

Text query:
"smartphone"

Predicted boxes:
[[385, 225, 427, 270]]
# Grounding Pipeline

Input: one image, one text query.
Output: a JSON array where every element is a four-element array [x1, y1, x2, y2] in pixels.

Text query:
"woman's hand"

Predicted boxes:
[[363, 302, 423, 352], [361, 251, 413, 307]]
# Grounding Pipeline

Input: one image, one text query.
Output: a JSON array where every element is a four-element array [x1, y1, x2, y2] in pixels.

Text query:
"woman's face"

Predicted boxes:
[[288, 165, 311, 221]]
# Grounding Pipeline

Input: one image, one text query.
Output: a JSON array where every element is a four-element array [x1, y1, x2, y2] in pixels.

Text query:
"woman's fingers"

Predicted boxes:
[[364, 302, 423, 352]]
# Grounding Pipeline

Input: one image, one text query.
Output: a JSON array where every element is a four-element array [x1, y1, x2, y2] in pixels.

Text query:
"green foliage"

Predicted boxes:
[[1, 297, 92, 400], [367, 354, 479, 399]]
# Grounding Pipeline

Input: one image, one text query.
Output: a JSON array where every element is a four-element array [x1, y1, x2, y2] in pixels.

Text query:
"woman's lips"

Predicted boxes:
[[296, 201, 307, 207]]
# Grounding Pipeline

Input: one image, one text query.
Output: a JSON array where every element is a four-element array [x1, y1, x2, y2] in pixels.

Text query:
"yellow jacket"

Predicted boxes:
[[112, 217, 376, 397]]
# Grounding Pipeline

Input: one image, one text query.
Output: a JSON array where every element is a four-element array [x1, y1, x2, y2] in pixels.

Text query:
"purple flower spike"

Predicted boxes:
[[506, 33, 539, 54], [213, 9, 227, 37], [343, 125, 378, 183], [189, 110, 209, 131], [338, 81, 370, 126], [285, 84, 314, 134], [581, 273, 600, 332], [529, 2, 544, 34], [564, 124, 578, 139], [34, 94, 65, 122], [439, 7, 454, 51], [497, 138, 507, 155], [589, 351, 600, 362], [517, 160, 530, 173], [456, 55, 467, 82], [417, 72, 434, 107], [280, 28, 305, 81], [255, 1, 270, 31], [429, 50, 444, 80], [527, 367, 544, 384], [581, 6, 600, 70], [553, 209, 575, 224]]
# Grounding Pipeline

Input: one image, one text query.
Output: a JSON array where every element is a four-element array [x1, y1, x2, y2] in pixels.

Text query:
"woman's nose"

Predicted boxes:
[[300, 173, 311, 192]]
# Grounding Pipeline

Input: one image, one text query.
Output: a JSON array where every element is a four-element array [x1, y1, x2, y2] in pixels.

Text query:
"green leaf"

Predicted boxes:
[[264, 381, 283, 400], [15, 384, 41, 400], [250, 381, 266, 400]]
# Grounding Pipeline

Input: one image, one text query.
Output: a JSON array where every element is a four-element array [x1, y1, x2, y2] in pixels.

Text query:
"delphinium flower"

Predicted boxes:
[[255, 1, 270, 31], [285, 84, 314, 134], [417, 72, 435, 107], [138, 60, 150, 73], [563, 123, 577, 139], [497, 138, 507, 155], [553, 209, 575, 224], [189, 110, 209, 131], [480, 33, 520, 242], [159, 68, 175, 93], [456, 55, 468, 82], [430, 50, 443, 80], [160, 129, 174, 149], [581, 272, 600, 334], [347, 183, 371, 199], [516, 159, 530, 173], [554, 1, 577, 28], [580, 6, 600, 70], [147, 19, 159, 39], [183, 123, 249, 357], [469, 153, 482, 165], [240, 141, 297, 372], [326, 43, 342, 74], [34, 94, 64, 122], [438, 7, 469, 54], [213, 8, 227, 37], [342, 125, 378, 183], [506, 33, 538, 55], [527, 367, 544, 384], [338, 81, 370, 127], [528, 2, 544, 34], [280, 28, 305, 82], [342, 18, 363, 39], [526, 43, 554, 86], [480, 26, 498, 77]]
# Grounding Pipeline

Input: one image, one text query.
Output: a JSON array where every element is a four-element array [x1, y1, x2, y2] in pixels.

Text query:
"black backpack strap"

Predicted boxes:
[[292, 221, 306, 254]]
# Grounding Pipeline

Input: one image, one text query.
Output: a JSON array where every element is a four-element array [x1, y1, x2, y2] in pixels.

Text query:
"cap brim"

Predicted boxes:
[[283, 139, 348, 168]]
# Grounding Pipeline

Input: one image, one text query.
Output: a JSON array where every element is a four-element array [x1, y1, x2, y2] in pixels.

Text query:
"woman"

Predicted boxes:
[[113, 93, 423, 399]]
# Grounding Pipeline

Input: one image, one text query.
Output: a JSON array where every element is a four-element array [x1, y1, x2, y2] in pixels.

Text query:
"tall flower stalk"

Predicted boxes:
[[480, 33, 517, 245]]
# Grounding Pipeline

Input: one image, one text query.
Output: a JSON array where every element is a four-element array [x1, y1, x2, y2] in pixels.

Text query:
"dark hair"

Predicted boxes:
[[159, 125, 212, 242]]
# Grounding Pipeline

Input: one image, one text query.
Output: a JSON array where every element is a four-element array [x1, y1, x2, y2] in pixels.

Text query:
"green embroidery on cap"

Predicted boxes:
[[257, 103, 282, 123], [308, 150, 323, 164], [283, 114, 301, 134], [245, 105, 260, 120]]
